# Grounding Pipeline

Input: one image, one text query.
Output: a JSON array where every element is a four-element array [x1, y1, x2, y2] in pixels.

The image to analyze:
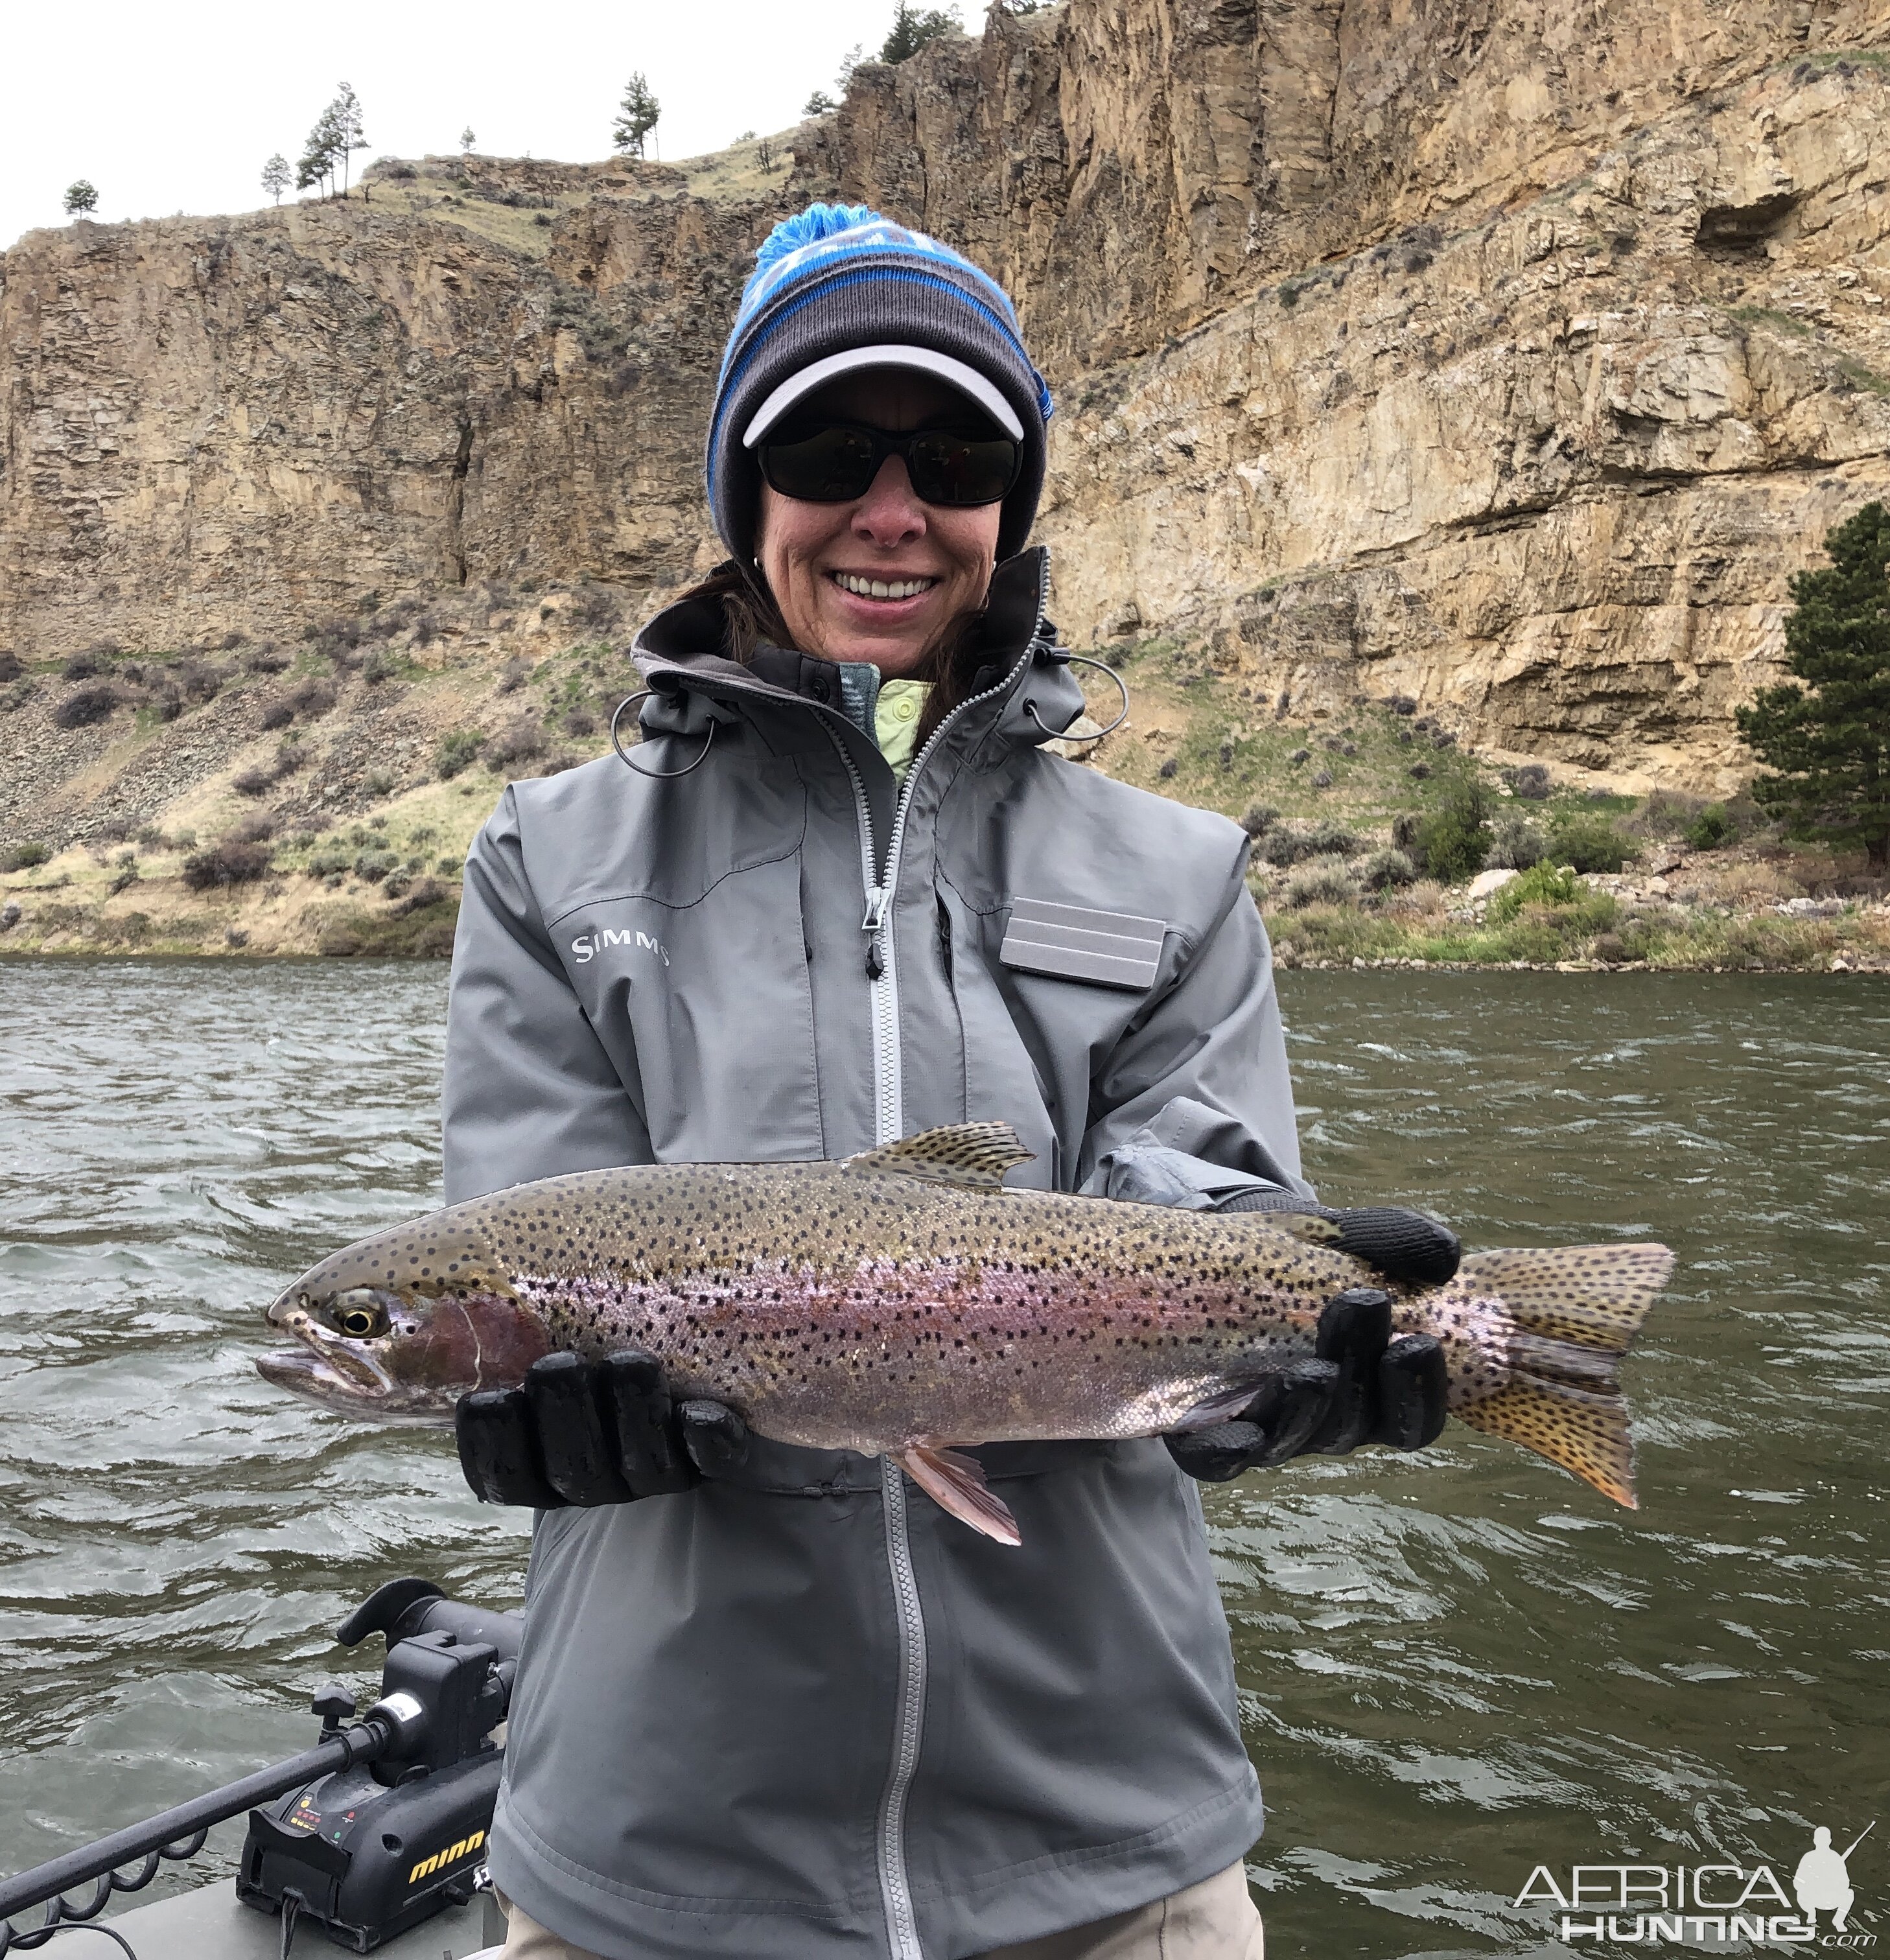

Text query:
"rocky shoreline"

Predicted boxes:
[[4, 839, 1885, 973]]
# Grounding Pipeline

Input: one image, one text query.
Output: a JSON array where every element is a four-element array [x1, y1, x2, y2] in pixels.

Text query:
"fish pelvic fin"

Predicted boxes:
[[848, 1122, 1035, 1191], [1449, 1242, 1674, 1509], [893, 1443, 1022, 1546]]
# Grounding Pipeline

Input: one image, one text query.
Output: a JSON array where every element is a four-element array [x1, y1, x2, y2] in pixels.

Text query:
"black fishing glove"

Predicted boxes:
[[1165, 1287, 1449, 1482], [456, 1350, 750, 1508], [1217, 1187, 1462, 1286]]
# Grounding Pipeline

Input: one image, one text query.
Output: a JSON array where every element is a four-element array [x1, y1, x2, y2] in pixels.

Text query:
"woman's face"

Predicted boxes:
[[756, 371, 1003, 677]]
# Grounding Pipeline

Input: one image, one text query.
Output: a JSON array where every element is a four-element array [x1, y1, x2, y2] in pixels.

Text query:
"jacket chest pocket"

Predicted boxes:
[[564, 854, 825, 1163], [999, 896, 1166, 992], [941, 892, 1169, 1189]]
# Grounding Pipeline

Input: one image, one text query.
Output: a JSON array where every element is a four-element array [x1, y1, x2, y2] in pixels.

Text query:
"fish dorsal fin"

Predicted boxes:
[[846, 1122, 1035, 1189]]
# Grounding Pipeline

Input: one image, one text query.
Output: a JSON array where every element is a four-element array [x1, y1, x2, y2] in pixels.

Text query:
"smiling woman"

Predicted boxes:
[[754, 371, 1007, 677], [430, 200, 1458, 1960]]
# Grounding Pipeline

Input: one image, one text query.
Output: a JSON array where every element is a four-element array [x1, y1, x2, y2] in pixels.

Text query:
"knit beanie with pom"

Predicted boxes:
[[706, 204, 1053, 565]]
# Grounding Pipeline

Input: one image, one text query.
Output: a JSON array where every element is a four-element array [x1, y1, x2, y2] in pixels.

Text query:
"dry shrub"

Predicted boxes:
[[490, 716, 547, 766], [173, 659, 224, 702], [1284, 858, 1361, 909], [181, 839, 272, 889], [1361, 848, 1417, 891], [52, 684, 119, 729], [393, 876, 449, 915], [1488, 811, 1548, 870], [285, 679, 336, 718]]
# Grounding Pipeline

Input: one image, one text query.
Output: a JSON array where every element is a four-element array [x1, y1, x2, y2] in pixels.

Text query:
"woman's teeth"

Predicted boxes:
[[833, 572, 937, 601]]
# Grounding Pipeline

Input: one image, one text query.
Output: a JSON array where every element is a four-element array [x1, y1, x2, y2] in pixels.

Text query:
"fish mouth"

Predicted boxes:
[[264, 1295, 394, 1397], [255, 1346, 447, 1424], [257, 1346, 377, 1399]]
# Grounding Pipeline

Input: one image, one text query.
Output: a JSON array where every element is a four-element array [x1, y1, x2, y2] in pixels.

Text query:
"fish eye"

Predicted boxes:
[[332, 1299, 390, 1340]]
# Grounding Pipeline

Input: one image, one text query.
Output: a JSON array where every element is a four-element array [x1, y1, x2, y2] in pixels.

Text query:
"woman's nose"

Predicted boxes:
[[851, 454, 928, 548]]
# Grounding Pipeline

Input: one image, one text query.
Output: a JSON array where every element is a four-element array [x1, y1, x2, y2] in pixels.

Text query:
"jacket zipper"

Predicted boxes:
[[822, 558, 1051, 1960]]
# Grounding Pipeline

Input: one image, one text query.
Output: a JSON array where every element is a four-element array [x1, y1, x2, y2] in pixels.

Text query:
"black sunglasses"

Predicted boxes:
[[755, 420, 1021, 508]]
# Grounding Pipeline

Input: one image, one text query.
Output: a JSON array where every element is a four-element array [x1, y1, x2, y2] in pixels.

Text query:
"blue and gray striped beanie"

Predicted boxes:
[[707, 203, 1053, 564]]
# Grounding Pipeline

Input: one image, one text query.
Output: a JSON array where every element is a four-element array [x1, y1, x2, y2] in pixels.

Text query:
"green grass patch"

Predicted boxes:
[[316, 894, 461, 959], [1729, 305, 1813, 338], [1487, 861, 1583, 922], [1099, 649, 1485, 837], [1838, 355, 1890, 397]]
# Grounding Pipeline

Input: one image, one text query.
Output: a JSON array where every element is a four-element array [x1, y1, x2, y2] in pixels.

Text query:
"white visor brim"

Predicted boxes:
[[741, 344, 1025, 447]]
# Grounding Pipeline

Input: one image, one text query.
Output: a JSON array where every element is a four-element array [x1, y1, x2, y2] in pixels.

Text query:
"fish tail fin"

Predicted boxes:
[[1447, 1242, 1673, 1508]]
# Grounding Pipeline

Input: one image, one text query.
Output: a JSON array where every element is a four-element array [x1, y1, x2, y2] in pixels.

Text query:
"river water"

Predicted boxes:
[[0, 962, 1884, 1956]]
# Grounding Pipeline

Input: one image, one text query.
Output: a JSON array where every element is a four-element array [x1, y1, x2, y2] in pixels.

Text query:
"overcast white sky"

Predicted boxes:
[[4, 0, 913, 251]]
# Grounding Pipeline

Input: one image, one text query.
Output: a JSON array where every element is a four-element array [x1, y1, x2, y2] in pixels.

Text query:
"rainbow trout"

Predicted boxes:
[[257, 1122, 1672, 1543]]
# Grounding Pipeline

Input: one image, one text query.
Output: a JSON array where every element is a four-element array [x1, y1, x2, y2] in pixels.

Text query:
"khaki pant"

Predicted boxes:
[[498, 1861, 1263, 1959]]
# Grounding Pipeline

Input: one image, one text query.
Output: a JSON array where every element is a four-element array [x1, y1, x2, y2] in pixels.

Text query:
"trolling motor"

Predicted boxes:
[[0, 1578, 520, 1957], [237, 1577, 520, 1952]]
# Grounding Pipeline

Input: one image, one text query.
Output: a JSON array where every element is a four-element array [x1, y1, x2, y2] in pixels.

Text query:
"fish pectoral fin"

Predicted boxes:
[[846, 1122, 1036, 1190], [1170, 1382, 1266, 1430], [892, 1443, 1023, 1546]]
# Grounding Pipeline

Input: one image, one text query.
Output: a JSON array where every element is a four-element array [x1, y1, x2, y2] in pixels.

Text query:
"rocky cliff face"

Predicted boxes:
[[3, 0, 1888, 850], [794, 0, 1890, 788]]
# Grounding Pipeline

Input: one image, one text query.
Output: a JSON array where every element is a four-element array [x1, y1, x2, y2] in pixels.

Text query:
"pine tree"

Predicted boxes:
[[880, 2, 960, 63], [332, 82, 367, 195], [296, 102, 342, 196], [62, 180, 99, 216], [1735, 502, 1890, 870], [261, 154, 291, 204], [460, 126, 476, 156], [612, 73, 660, 159], [802, 89, 837, 115]]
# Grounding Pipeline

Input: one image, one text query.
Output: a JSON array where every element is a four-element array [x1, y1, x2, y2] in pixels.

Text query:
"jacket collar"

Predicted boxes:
[[629, 548, 1082, 752]]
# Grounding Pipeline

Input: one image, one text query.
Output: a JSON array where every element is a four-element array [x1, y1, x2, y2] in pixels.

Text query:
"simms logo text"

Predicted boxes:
[[408, 1828, 484, 1887], [572, 928, 670, 967]]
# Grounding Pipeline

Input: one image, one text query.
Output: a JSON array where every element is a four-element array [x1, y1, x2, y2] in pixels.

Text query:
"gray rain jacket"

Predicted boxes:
[[442, 549, 1309, 1960]]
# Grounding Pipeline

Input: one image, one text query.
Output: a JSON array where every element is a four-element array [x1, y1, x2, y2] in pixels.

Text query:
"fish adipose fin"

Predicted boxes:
[[849, 1122, 1036, 1191], [1451, 1242, 1674, 1510], [893, 1443, 1022, 1546]]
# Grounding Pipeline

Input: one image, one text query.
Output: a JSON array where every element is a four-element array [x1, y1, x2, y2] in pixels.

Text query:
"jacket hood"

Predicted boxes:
[[627, 547, 1088, 753]]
